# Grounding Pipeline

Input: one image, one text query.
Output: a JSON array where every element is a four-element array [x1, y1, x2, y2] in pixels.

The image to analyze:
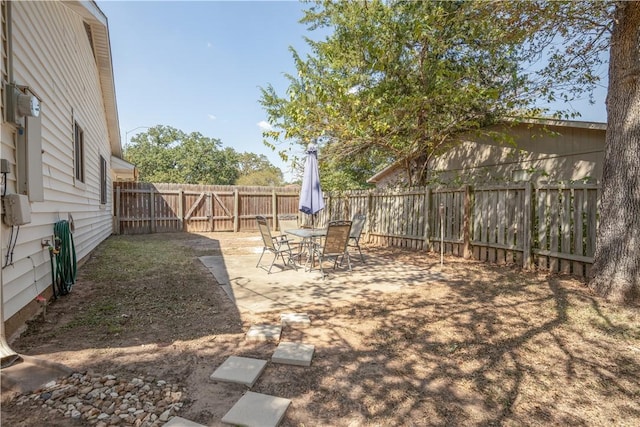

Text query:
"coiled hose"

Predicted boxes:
[[50, 220, 77, 297]]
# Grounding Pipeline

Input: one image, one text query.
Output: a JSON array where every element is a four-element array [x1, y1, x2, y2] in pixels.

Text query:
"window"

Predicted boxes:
[[74, 121, 85, 183], [100, 155, 107, 204]]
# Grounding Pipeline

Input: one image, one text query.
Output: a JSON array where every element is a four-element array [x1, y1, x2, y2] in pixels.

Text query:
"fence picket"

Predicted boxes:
[[537, 188, 548, 269], [549, 188, 560, 272], [560, 189, 571, 274], [114, 181, 600, 275]]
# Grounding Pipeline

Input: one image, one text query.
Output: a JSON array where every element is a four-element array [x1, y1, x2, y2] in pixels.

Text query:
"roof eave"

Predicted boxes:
[[62, 1, 122, 158]]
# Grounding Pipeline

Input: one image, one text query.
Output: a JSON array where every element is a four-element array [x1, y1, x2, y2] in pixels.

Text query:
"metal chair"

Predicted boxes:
[[256, 216, 298, 274], [348, 214, 366, 263], [311, 220, 352, 277], [278, 214, 302, 247]]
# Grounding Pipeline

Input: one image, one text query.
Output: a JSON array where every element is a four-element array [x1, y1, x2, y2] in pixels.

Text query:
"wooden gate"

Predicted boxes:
[[113, 182, 300, 234]]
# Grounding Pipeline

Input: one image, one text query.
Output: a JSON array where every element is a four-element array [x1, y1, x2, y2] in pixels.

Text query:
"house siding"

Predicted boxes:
[[1, 1, 114, 326], [370, 121, 606, 188]]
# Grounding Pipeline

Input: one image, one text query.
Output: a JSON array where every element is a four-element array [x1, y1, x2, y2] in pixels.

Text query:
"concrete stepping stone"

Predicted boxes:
[[221, 391, 291, 427], [246, 324, 282, 341], [164, 416, 207, 427], [280, 312, 311, 328], [272, 341, 315, 367], [209, 356, 267, 387]]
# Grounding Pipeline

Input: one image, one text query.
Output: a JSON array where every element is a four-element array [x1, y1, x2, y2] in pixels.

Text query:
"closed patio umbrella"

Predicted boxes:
[[299, 142, 325, 227]]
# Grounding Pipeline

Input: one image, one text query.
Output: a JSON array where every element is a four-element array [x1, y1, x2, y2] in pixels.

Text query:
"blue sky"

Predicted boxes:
[[99, 1, 608, 183], [99, 0, 319, 181]]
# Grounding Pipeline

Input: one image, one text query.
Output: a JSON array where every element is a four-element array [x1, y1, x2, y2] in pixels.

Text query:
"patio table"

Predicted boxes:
[[285, 228, 327, 271]]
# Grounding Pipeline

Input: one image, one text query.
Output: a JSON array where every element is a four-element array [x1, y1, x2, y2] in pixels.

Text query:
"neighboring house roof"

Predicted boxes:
[[367, 118, 607, 184], [62, 1, 122, 158]]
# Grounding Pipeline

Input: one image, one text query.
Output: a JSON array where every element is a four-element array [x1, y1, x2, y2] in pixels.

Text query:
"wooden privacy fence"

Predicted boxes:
[[113, 182, 300, 233], [113, 181, 600, 277]]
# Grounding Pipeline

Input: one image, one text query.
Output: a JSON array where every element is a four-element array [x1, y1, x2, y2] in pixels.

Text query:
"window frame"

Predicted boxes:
[[74, 120, 85, 184], [99, 155, 107, 204]]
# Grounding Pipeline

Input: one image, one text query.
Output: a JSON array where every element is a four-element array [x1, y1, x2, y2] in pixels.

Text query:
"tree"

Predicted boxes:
[[124, 125, 184, 183], [589, 2, 640, 303], [235, 153, 284, 186], [261, 0, 548, 187], [124, 125, 239, 184], [495, 1, 638, 303]]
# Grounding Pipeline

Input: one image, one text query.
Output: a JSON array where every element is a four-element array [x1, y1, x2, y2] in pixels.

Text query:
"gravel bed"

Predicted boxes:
[[11, 372, 186, 426]]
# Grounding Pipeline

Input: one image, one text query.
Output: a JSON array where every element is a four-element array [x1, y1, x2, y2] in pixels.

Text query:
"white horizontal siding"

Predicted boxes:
[[1, 1, 115, 320]]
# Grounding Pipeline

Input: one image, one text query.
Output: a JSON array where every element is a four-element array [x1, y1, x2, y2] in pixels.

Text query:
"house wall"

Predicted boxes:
[[1, 1, 114, 335], [371, 121, 606, 188]]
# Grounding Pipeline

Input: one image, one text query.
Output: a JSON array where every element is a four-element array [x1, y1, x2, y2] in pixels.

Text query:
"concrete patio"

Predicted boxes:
[[198, 235, 449, 314]]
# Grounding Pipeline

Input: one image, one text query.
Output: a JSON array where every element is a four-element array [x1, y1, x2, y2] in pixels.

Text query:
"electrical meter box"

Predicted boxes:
[[2, 193, 31, 226]]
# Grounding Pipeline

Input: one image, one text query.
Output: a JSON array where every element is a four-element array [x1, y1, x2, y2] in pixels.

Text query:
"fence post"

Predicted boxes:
[[272, 188, 277, 229], [115, 187, 121, 235], [463, 185, 472, 259], [366, 191, 373, 241], [150, 190, 156, 233], [209, 192, 214, 231], [179, 189, 184, 231], [522, 182, 533, 269], [234, 188, 239, 232], [424, 186, 432, 251]]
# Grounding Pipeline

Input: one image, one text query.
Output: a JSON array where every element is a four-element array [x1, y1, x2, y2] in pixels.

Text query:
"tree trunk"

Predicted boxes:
[[589, 1, 640, 304]]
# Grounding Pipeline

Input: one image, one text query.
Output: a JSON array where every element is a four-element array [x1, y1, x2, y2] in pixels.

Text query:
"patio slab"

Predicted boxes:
[[163, 416, 207, 427], [272, 341, 315, 367], [280, 312, 311, 328], [246, 324, 282, 341], [221, 391, 291, 427], [199, 253, 448, 315], [209, 356, 267, 387]]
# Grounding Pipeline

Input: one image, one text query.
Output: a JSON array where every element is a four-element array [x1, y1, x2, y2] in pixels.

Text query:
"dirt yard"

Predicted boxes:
[[2, 232, 639, 426]]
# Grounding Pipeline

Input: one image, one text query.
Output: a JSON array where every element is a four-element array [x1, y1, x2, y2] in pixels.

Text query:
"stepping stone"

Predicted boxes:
[[280, 312, 311, 328], [210, 356, 267, 387], [164, 416, 207, 427], [221, 391, 291, 427], [272, 341, 315, 367], [246, 324, 282, 341]]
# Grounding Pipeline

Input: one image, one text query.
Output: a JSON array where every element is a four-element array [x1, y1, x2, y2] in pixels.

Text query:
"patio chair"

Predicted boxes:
[[311, 220, 352, 277], [278, 214, 302, 248], [256, 215, 298, 274], [348, 214, 366, 263]]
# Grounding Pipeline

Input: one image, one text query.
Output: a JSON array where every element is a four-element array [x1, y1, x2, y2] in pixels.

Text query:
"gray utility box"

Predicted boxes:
[[2, 193, 31, 226]]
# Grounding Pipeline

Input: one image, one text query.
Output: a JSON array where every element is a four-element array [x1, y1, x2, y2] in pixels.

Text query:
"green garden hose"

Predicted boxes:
[[53, 220, 77, 296]]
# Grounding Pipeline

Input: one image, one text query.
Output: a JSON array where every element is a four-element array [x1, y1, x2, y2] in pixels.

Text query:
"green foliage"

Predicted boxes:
[[236, 153, 284, 186], [260, 0, 612, 187], [123, 125, 283, 185], [236, 169, 283, 186], [261, 0, 529, 186], [319, 149, 381, 191]]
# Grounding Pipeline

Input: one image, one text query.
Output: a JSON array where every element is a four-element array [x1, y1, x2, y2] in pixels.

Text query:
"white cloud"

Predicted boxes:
[[206, 41, 212, 48], [208, 114, 217, 121], [257, 120, 272, 131]]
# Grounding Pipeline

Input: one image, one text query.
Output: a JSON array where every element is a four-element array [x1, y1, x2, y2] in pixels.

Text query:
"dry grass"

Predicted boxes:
[[2, 232, 640, 426]]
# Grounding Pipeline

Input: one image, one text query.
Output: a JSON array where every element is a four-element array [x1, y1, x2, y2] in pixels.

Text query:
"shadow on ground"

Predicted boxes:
[[2, 232, 639, 426]]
